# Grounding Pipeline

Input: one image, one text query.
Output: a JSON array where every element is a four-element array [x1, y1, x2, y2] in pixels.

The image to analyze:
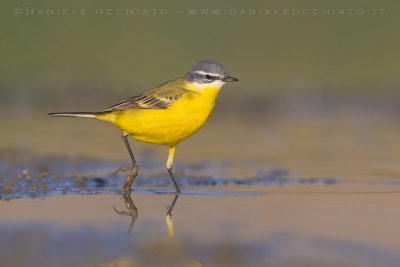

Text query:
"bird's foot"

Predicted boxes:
[[121, 171, 138, 192], [113, 164, 138, 192], [113, 167, 137, 176]]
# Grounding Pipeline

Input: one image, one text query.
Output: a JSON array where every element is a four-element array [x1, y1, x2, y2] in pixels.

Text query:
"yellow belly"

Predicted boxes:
[[97, 88, 220, 146]]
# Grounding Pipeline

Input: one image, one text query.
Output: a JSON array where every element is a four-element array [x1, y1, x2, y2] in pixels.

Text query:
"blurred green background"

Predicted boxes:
[[1, 0, 399, 114]]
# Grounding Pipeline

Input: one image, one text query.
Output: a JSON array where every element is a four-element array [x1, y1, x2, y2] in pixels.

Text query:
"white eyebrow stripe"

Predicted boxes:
[[193, 70, 222, 78]]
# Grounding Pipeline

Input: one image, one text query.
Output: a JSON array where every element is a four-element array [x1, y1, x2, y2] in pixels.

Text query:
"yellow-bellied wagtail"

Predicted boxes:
[[49, 60, 238, 192]]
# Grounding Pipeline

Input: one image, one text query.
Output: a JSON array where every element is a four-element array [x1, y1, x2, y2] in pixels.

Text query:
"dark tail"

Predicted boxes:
[[48, 112, 99, 118]]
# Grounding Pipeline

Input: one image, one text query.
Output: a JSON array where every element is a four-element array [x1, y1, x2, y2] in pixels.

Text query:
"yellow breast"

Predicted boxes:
[[99, 83, 222, 146]]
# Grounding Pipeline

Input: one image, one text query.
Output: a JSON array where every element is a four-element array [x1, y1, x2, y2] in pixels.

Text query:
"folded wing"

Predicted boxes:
[[104, 79, 191, 112]]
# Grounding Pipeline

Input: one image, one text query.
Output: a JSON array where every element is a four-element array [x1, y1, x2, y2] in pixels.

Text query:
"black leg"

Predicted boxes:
[[113, 133, 138, 191], [166, 146, 181, 193], [123, 135, 136, 166], [167, 168, 181, 193]]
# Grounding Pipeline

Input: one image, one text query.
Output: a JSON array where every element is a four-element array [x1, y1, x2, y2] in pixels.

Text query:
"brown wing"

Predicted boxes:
[[104, 94, 172, 111], [104, 78, 192, 112]]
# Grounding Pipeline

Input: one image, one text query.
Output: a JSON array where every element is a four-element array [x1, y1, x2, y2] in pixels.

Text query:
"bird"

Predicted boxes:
[[49, 60, 239, 193]]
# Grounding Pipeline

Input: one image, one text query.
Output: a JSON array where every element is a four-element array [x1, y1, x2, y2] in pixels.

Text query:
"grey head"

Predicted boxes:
[[184, 60, 239, 84]]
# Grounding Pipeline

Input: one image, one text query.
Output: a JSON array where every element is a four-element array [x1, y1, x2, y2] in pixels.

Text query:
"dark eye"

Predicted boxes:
[[205, 75, 212, 80]]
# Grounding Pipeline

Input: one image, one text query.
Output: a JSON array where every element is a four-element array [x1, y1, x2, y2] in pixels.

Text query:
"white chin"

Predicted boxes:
[[193, 80, 225, 89], [212, 80, 225, 87]]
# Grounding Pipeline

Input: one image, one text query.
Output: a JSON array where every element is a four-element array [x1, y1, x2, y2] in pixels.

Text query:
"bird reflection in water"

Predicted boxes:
[[106, 194, 206, 267], [166, 194, 179, 237], [113, 192, 180, 236], [113, 192, 139, 235]]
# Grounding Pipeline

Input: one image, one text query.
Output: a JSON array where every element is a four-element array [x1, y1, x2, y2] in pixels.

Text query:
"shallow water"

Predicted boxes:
[[2, 186, 400, 267], [2, 113, 400, 266], [0, 149, 342, 200], [2, 153, 400, 267]]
